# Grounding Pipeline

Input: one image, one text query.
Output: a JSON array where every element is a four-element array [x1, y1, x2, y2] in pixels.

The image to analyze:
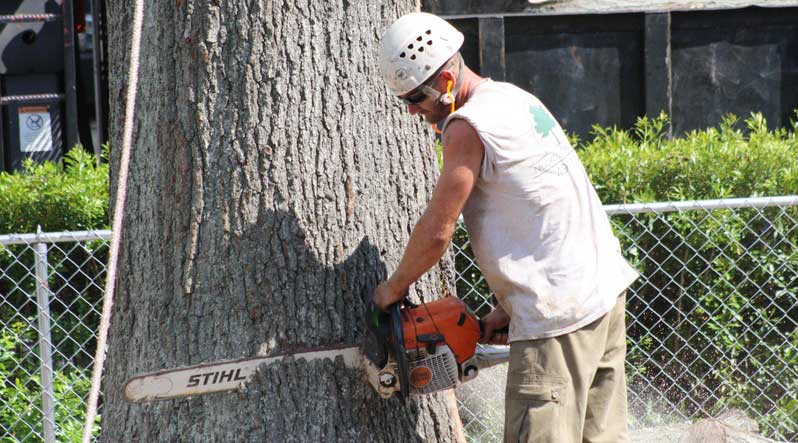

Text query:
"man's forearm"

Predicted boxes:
[[386, 211, 455, 294], [378, 118, 483, 304]]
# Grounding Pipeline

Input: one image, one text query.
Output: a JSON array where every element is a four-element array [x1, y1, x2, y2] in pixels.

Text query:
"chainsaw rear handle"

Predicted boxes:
[[478, 319, 509, 344], [478, 321, 509, 335]]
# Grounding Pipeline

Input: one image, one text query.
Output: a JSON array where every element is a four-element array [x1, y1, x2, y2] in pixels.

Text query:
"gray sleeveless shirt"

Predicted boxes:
[[442, 80, 639, 341]]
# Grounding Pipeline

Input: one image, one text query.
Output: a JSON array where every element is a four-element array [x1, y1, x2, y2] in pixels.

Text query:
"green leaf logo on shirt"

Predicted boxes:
[[530, 105, 556, 137]]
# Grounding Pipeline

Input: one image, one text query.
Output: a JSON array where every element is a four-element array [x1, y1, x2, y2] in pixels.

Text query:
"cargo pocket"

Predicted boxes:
[[511, 376, 565, 402], [505, 376, 567, 443]]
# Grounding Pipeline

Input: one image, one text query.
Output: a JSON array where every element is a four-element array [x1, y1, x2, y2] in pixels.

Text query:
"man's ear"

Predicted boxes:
[[437, 70, 456, 89], [437, 70, 457, 106], [440, 81, 454, 106]]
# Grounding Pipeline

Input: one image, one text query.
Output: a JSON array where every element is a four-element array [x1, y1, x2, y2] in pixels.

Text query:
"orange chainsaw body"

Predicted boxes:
[[398, 297, 481, 364]]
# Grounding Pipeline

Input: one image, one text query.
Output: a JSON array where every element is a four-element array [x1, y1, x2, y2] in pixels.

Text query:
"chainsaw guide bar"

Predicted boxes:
[[123, 346, 363, 403]]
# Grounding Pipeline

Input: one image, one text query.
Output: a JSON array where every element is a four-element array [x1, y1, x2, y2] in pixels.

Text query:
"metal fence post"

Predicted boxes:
[[34, 227, 56, 443]]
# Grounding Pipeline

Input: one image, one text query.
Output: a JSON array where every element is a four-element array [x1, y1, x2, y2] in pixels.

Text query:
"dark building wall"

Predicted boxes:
[[670, 9, 798, 134], [432, 5, 798, 138], [503, 14, 644, 138]]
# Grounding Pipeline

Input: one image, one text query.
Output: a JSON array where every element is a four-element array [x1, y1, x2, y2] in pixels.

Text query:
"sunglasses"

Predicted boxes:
[[399, 88, 429, 105], [397, 71, 444, 105]]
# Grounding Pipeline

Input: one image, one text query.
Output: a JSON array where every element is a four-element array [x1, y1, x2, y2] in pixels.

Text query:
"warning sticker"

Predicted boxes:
[[19, 106, 53, 153]]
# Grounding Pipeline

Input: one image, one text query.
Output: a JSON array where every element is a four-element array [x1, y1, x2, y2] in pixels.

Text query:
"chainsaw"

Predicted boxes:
[[122, 296, 509, 403], [365, 296, 509, 400]]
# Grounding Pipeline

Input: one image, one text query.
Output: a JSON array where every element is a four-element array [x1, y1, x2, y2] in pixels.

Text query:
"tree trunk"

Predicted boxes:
[[100, 1, 463, 442]]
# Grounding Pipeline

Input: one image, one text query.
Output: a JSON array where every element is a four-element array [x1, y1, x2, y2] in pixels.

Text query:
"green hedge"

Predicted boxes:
[[0, 148, 109, 234], [579, 112, 798, 203]]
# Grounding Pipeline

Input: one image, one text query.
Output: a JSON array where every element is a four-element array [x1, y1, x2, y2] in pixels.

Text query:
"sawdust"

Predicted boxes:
[[455, 364, 784, 443]]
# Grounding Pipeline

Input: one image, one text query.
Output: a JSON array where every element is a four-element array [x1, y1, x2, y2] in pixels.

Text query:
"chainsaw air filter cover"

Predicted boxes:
[[407, 345, 460, 395]]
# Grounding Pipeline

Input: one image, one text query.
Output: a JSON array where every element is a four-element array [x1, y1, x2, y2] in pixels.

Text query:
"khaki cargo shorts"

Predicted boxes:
[[504, 293, 628, 443]]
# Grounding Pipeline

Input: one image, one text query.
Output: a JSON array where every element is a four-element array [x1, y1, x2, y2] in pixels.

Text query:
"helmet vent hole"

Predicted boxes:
[[417, 36, 423, 41], [400, 52, 406, 58], [418, 47, 424, 52], [410, 54, 416, 60], [427, 40, 433, 45], [426, 30, 432, 34], [408, 43, 414, 49]]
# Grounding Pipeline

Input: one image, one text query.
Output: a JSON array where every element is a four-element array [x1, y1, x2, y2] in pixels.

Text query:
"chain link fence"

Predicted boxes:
[[2, 196, 797, 442], [455, 196, 798, 442], [0, 230, 108, 443]]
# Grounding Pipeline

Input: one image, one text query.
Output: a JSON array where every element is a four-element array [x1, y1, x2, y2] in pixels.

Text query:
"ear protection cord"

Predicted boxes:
[[430, 57, 465, 134], [445, 80, 455, 113], [438, 56, 464, 110]]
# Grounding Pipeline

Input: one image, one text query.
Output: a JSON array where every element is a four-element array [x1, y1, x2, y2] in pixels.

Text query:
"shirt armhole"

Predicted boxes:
[[442, 115, 492, 180]]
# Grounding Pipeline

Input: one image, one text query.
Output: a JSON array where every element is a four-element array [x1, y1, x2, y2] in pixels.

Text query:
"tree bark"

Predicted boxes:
[[101, 1, 462, 441]]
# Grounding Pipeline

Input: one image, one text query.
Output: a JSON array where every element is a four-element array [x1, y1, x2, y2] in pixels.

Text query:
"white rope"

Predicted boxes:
[[81, 0, 145, 441]]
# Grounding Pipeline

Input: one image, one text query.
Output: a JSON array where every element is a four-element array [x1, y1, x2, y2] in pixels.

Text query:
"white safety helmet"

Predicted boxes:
[[379, 12, 464, 96]]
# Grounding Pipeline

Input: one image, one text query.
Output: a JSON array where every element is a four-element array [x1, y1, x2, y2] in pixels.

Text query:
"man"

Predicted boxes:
[[372, 12, 640, 443]]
